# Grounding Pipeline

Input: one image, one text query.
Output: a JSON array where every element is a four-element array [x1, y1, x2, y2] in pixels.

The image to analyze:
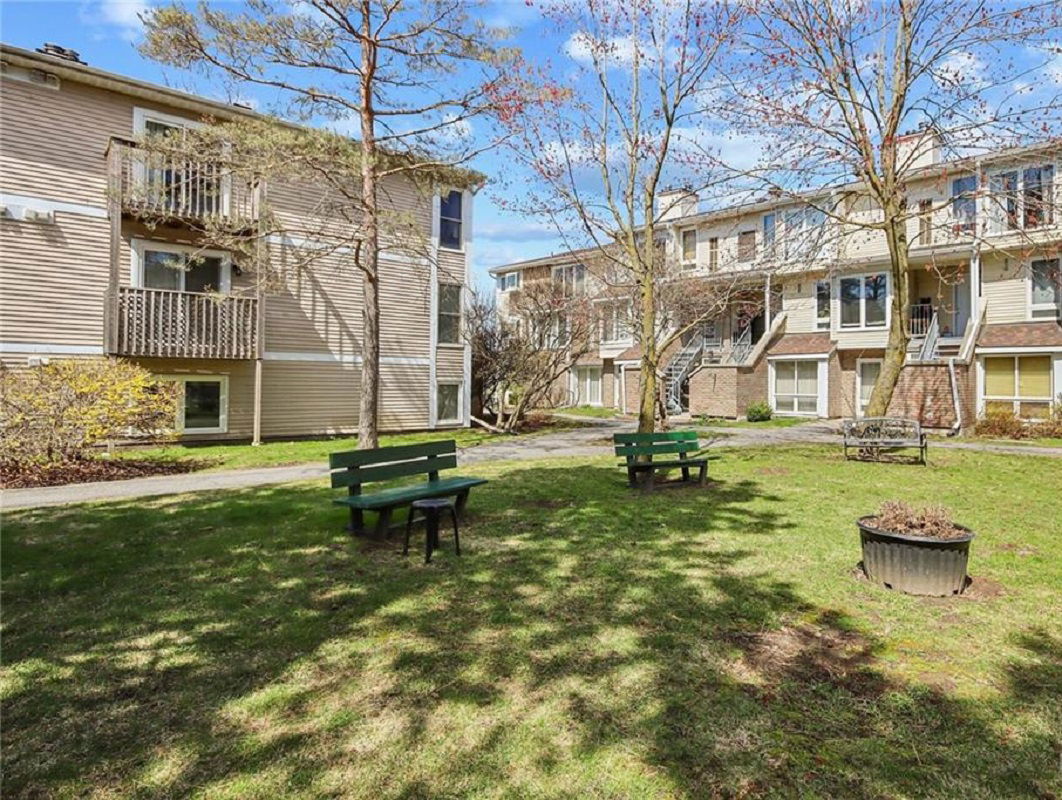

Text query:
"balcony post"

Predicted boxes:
[[105, 141, 123, 355]]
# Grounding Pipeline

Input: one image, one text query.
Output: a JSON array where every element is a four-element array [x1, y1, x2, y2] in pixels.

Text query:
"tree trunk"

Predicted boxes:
[[637, 276, 657, 433], [356, 5, 380, 450], [864, 208, 911, 417]]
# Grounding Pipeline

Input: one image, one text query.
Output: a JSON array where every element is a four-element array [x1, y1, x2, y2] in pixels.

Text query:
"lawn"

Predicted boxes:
[[554, 405, 624, 419], [3, 446, 1060, 798], [694, 415, 809, 429]]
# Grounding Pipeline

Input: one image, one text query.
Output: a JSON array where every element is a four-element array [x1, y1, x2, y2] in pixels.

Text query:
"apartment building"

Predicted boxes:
[[491, 132, 1062, 429], [0, 43, 474, 441]]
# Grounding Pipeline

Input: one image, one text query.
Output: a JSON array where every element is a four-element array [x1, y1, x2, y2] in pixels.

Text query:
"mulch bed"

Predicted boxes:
[[1, 458, 208, 489]]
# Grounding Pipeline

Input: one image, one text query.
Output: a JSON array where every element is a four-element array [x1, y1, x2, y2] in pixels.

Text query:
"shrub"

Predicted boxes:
[[745, 402, 772, 422], [974, 402, 1062, 440], [873, 500, 966, 540], [0, 359, 178, 468]]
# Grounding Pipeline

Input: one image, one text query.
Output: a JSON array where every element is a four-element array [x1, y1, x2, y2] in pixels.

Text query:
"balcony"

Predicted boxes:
[[110, 286, 259, 360], [108, 139, 260, 228]]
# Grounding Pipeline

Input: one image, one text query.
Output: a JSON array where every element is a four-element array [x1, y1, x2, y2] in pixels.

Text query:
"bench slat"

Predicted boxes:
[[615, 442, 699, 456], [329, 439, 454, 469], [330, 454, 458, 488], [614, 431, 698, 444], [332, 476, 487, 509], [621, 458, 708, 469]]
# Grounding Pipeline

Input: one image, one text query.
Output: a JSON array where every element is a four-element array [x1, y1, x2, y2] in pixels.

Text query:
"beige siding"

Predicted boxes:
[[781, 279, 816, 334], [436, 347, 465, 382], [982, 254, 1027, 324], [380, 256, 432, 358], [134, 357, 256, 440], [380, 363, 430, 429], [0, 212, 110, 346], [260, 360, 359, 436]]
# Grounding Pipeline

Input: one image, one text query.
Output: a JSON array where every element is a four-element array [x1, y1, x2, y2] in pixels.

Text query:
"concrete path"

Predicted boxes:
[[4, 417, 1058, 511]]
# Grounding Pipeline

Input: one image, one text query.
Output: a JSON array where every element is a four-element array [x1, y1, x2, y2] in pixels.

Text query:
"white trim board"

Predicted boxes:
[[0, 342, 105, 355], [263, 351, 431, 366], [0, 193, 108, 219], [975, 346, 1062, 354]]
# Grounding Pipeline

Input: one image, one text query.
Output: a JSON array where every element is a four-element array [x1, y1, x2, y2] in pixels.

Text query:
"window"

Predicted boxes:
[[1030, 258, 1061, 319], [160, 375, 228, 434], [815, 279, 831, 330], [437, 382, 462, 423], [600, 301, 630, 343], [135, 241, 229, 293], [857, 360, 881, 417], [574, 366, 602, 406], [983, 356, 1054, 419], [553, 264, 585, 296], [701, 318, 721, 346], [773, 360, 819, 415], [137, 111, 224, 217], [737, 230, 756, 262], [437, 282, 462, 344], [918, 199, 934, 245], [951, 175, 977, 234], [681, 229, 697, 265], [988, 165, 1054, 233], [497, 272, 520, 291], [762, 213, 776, 253], [439, 190, 463, 249], [783, 205, 828, 259], [708, 237, 719, 270], [839, 273, 887, 329]]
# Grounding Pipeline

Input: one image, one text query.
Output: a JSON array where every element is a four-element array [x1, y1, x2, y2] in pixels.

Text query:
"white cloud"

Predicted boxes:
[[83, 0, 150, 42], [934, 51, 987, 89]]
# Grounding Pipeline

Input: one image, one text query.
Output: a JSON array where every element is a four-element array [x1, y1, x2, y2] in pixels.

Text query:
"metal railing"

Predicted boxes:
[[664, 336, 704, 414], [916, 312, 940, 362], [112, 286, 259, 359], [109, 139, 260, 226], [727, 324, 754, 365]]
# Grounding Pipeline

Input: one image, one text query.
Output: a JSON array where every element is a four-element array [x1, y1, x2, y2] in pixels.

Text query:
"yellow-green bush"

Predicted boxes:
[[0, 359, 178, 467]]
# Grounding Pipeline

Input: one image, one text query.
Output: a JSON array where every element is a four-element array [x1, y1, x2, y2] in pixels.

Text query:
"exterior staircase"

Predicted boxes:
[[663, 336, 703, 414]]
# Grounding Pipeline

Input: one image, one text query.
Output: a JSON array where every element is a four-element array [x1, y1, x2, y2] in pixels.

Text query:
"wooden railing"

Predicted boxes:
[[112, 286, 258, 359], [908, 303, 934, 336], [108, 139, 260, 227]]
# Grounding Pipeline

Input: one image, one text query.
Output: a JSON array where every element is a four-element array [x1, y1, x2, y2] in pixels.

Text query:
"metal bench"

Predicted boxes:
[[329, 440, 488, 537], [613, 430, 709, 489], [843, 417, 928, 465]]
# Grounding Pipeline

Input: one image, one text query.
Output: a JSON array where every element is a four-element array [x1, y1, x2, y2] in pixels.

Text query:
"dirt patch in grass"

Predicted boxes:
[[0, 458, 209, 489], [997, 542, 1040, 557], [961, 576, 1006, 600]]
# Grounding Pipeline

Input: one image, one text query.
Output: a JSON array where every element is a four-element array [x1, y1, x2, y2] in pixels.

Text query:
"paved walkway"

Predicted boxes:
[[4, 417, 1058, 511]]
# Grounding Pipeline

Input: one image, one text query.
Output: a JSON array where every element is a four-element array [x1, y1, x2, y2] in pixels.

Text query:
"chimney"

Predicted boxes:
[[656, 187, 698, 222], [36, 43, 85, 64], [896, 125, 941, 173]]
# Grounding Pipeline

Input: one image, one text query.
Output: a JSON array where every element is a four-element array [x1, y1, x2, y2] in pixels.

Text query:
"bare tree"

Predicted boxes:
[[713, 0, 1062, 416], [141, 0, 512, 447], [495, 0, 744, 432]]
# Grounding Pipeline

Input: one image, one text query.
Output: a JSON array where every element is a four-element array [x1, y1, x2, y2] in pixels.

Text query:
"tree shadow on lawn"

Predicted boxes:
[[2, 464, 1059, 798]]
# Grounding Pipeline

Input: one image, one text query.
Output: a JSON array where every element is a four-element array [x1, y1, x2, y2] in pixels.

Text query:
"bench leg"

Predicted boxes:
[[449, 506, 460, 556], [403, 507, 416, 556], [698, 461, 708, 486], [374, 507, 394, 539], [455, 489, 470, 520], [681, 466, 690, 482], [347, 507, 365, 536], [626, 466, 637, 488]]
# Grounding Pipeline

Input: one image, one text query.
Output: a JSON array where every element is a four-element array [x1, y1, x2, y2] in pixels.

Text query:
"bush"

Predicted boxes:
[[872, 500, 966, 540], [745, 402, 773, 422], [974, 403, 1062, 440], [0, 359, 178, 468]]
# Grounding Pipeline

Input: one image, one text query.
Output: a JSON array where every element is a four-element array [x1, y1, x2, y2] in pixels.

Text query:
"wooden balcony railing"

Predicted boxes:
[[112, 286, 259, 360], [108, 139, 260, 227]]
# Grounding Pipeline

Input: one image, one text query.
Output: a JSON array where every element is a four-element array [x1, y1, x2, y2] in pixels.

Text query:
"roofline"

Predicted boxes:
[[0, 41, 485, 186]]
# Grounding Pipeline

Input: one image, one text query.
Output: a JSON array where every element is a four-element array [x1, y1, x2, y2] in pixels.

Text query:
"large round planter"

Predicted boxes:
[[857, 516, 974, 597]]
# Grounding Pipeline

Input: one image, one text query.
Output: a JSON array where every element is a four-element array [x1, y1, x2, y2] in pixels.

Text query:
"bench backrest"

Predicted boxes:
[[329, 440, 457, 493], [613, 430, 700, 461], [844, 417, 922, 440]]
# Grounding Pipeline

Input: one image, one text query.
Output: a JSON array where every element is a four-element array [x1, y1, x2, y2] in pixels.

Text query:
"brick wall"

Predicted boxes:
[[689, 366, 738, 417]]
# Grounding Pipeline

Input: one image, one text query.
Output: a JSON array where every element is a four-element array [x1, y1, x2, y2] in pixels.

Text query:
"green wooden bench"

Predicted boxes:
[[613, 431, 709, 489], [329, 440, 487, 537]]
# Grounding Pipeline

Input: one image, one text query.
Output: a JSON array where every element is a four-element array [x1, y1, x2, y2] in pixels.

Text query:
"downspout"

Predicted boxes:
[[946, 357, 962, 436]]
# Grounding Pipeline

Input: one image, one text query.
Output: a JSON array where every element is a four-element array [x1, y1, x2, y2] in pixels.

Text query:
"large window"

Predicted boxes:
[[951, 175, 977, 234], [1031, 258, 1061, 319], [437, 382, 462, 423], [783, 205, 827, 259], [439, 190, 463, 249], [708, 237, 719, 270], [815, 279, 831, 330], [737, 230, 757, 262], [763, 213, 776, 254], [160, 375, 228, 434], [988, 165, 1054, 233], [681, 229, 697, 266], [437, 283, 462, 344], [600, 301, 631, 343], [983, 356, 1054, 419], [918, 199, 934, 245], [135, 241, 229, 294], [839, 273, 887, 329], [773, 360, 820, 415], [553, 264, 586, 296], [574, 366, 602, 406], [138, 111, 224, 217], [857, 359, 882, 417]]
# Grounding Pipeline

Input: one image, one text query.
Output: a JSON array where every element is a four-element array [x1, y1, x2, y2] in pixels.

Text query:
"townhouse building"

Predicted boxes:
[[491, 132, 1062, 429], [0, 43, 474, 441]]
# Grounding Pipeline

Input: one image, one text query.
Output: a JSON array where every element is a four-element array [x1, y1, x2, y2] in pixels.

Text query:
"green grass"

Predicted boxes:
[[3, 447, 1060, 798], [694, 415, 808, 429], [554, 405, 623, 419], [122, 428, 498, 472]]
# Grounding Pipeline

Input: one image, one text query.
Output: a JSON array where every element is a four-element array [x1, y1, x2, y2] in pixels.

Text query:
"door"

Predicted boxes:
[[574, 366, 602, 406], [856, 360, 882, 417]]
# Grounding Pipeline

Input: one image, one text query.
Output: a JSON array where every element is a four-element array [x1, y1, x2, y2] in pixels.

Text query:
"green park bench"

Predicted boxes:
[[613, 430, 709, 489], [330, 440, 487, 537]]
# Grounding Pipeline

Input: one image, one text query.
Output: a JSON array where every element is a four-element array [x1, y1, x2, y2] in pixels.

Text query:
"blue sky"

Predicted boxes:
[[0, 0, 569, 290]]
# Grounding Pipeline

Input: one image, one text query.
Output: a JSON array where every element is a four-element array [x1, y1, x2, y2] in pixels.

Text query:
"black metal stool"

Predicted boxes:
[[405, 498, 460, 563]]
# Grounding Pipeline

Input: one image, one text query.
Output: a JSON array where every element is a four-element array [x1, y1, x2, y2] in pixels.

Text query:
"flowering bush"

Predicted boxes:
[[0, 359, 178, 468]]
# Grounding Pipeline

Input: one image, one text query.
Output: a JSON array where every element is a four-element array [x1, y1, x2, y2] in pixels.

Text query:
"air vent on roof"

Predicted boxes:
[[36, 43, 85, 64], [0, 61, 60, 90]]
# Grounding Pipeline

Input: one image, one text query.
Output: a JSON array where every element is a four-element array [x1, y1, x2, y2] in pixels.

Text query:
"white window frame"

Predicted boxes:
[[1027, 257, 1062, 321], [158, 374, 229, 434], [438, 188, 466, 252], [131, 239, 232, 294], [701, 318, 721, 347], [572, 365, 603, 407], [986, 162, 1056, 235], [680, 228, 698, 267], [708, 237, 719, 271], [835, 271, 889, 331], [598, 300, 632, 344], [977, 353, 1058, 419], [855, 358, 883, 418], [437, 281, 463, 346], [814, 279, 831, 330], [499, 271, 521, 292], [436, 381, 463, 424], [783, 204, 828, 260], [768, 355, 829, 417], [552, 263, 586, 296]]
